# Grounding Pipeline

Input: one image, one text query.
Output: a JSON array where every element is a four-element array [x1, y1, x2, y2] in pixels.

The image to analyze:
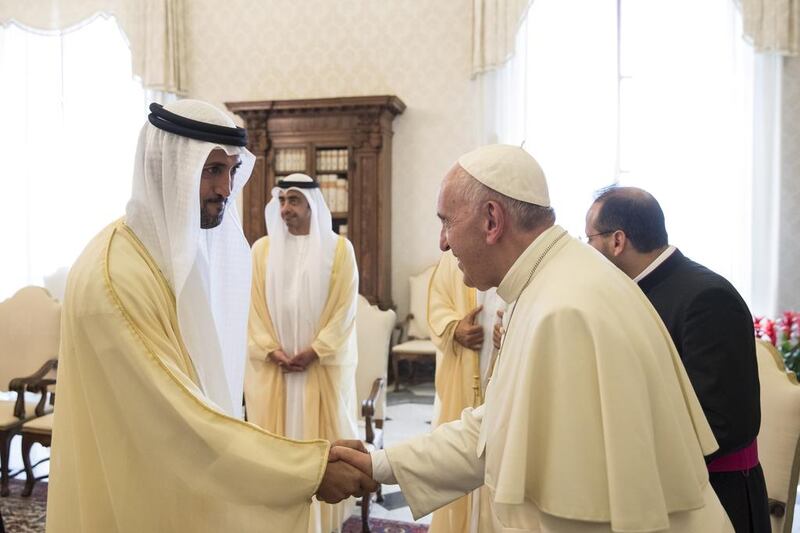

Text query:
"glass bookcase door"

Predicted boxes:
[[273, 147, 307, 180], [315, 147, 350, 237]]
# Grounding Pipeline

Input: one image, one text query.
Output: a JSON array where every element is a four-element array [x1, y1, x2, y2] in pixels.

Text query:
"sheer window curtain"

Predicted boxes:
[[483, 0, 769, 310], [0, 15, 174, 302], [616, 0, 754, 303]]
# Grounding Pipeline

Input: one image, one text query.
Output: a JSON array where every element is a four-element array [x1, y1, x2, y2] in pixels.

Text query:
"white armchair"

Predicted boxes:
[[390, 265, 437, 391], [355, 295, 396, 531], [0, 287, 60, 496], [756, 339, 800, 533]]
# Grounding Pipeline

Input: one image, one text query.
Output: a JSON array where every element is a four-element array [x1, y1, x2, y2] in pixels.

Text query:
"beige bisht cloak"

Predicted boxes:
[[47, 222, 329, 533], [385, 227, 733, 532], [427, 250, 481, 533], [245, 234, 358, 532]]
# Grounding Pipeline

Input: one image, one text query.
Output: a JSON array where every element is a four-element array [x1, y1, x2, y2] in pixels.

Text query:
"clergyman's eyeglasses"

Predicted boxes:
[[580, 230, 614, 243]]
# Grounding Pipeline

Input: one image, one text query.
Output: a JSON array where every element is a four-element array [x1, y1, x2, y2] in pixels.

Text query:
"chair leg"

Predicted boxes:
[[361, 493, 371, 533], [392, 356, 401, 392], [376, 483, 383, 503], [21, 434, 35, 497], [0, 430, 12, 497]]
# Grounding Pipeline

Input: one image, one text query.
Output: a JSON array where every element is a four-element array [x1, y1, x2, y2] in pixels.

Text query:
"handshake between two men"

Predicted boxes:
[[315, 440, 377, 504]]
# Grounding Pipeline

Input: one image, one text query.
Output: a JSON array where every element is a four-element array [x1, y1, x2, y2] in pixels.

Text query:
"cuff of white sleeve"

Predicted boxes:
[[371, 449, 398, 485]]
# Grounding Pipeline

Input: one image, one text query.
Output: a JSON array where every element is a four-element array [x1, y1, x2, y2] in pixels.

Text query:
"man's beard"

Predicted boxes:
[[201, 198, 227, 229]]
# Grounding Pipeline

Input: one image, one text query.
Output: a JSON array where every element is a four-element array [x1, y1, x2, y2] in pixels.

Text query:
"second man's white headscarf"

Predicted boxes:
[[264, 174, 339, 354]]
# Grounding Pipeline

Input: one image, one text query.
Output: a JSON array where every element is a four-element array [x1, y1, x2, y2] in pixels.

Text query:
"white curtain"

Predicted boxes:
[[484, 0, 762, 308], [616, 0, 755, 304], [0, 0, 187, 94], [471, 0, 533, 77], [484, 0, 619, 238], [750, 54, 783, 316], [741, 0, 799, 55], [0, 15, 149, 301]]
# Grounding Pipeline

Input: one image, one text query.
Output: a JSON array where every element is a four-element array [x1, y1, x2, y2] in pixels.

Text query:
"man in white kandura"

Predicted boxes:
[[48, 100, 374, 533], [332, 144, 733, 532], [245, 173, 360, 533]]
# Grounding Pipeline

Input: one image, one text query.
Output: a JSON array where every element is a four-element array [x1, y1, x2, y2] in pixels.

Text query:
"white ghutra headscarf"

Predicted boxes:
[[125, 99, 255, 418], [264, 174, 339, 355]]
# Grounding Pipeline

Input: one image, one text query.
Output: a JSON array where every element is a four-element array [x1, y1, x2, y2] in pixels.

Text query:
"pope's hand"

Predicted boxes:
[[316, 456, 377, 503], [329, 446, 373, 479], [455, 305, 484, 351]]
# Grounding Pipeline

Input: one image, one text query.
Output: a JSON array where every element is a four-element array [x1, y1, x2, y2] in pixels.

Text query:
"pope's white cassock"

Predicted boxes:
[[370, 145, 733, 532], [245, 174, 359, 533], [47, 101, 329, 533]]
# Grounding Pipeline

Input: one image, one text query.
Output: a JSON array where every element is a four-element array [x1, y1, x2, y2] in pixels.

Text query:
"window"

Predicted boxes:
[[488, 0, 754, 301], [0, 15, 147, 300]]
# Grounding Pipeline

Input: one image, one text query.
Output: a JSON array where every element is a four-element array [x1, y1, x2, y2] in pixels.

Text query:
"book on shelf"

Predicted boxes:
[[317, 174, 348, 213], [276, 148, 306, 173], [316, 149, 348, 172], [336, 179, 347, 213]]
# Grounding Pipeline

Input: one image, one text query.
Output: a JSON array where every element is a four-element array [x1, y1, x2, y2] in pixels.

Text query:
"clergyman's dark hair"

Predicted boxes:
[[592, 186, 668, 253]]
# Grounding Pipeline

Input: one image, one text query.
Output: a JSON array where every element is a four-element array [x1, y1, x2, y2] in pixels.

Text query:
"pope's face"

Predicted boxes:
[[279, 190, 312, 235], [437, 168, 491, 290], [199, 149, 241, 229]]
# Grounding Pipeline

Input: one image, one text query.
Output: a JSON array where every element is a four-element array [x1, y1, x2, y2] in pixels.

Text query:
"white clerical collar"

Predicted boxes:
[[633, 245, 676, 283], [496, 225, 569, 304]]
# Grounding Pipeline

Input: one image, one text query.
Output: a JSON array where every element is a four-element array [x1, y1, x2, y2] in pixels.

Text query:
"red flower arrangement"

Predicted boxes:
[[754, 311, 800, 377]]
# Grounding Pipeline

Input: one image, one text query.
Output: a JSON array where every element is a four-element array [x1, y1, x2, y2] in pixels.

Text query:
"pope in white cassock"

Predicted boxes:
[[244, 174, 360, 533], [46, 100, 374, 533], [332, 145, 734, 532]]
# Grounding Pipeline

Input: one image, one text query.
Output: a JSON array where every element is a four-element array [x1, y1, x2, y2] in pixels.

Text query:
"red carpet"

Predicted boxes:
[[343, 516, 429, 532]]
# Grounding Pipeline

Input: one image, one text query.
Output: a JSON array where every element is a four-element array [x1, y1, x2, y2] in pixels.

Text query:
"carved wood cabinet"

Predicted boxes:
[[226, 96, 405, 309]]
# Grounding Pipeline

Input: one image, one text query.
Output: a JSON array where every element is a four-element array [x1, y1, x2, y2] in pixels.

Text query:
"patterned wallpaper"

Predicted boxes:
[[184, 0, 480, 316], [778, 56, 800, 311]]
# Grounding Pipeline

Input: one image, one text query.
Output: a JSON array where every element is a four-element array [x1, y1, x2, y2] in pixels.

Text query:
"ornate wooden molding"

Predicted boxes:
[[354, 112, 383, 150], [227, 95, 405, 116]]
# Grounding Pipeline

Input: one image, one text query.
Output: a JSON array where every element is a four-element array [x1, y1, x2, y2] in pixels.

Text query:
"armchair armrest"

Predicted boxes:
[[29, 379, 57, 416], [361, 377, 385, 444], [768, 497, 786, 518], [9, 358, 58, 419], [393, 313, 413, 346]]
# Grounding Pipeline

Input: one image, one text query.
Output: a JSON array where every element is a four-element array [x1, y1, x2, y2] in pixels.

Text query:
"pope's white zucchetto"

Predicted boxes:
[[457, 144, 550, 207]]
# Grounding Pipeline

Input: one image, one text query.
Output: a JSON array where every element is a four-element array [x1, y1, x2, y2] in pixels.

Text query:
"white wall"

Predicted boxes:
[[183, 0, 482, 317], [778, 56, 800, 311]]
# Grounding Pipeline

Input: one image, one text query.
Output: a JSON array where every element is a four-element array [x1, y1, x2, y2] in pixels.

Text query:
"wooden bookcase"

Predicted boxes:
[[226, 95, 406, 309]]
